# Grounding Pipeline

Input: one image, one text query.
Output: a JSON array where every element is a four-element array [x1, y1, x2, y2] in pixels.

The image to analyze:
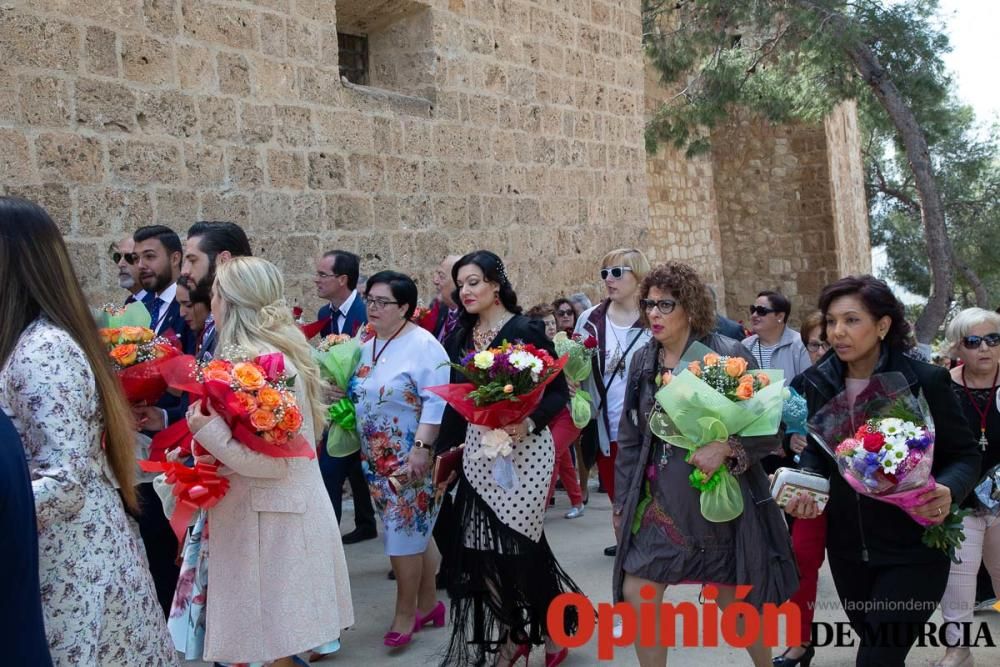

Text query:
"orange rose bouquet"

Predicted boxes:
[[148, 352, 314, 461], [96, 303, 180, 404], [646, 342, 785, 523]]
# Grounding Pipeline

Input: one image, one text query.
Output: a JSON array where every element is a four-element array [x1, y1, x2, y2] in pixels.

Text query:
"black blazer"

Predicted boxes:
[[319, 294, 368, 337], [0, 412, 53, 666], [436, 315, 569, 454], [796, 346, 981, 564]]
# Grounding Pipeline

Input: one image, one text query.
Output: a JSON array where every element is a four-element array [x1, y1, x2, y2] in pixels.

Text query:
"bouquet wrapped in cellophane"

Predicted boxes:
[[314, 333, 362, 456], [807, 372, 968, 562], [96, 302, 181, 404], [552, 331, 598, 428], [429, 341, 566, 490], [646, 342, 785, 523]]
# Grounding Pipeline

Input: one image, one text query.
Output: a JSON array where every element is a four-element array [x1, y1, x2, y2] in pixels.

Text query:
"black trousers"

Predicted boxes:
[[828, 553, 950, 667], [319, 447, 376, 532], [134, 482, 179, 617], [433, 491, 456, 577]]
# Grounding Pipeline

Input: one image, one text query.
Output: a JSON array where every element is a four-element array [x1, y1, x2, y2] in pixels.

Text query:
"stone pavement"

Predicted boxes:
[[199, 482, 1000, 666]]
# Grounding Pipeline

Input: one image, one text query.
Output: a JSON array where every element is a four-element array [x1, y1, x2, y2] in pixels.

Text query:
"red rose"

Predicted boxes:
[[861, 432, 885, 452], [583, 336, 598, 350]]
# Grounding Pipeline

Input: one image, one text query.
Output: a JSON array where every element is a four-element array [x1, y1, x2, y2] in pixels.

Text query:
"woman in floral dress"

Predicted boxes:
[[0, 197, 175, 666], [349, 271, 451, 648]]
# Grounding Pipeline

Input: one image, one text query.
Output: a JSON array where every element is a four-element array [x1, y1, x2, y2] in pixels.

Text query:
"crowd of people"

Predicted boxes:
[[2, 194, 999, 667]]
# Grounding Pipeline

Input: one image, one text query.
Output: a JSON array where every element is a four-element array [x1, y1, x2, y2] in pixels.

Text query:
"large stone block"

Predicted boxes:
[[259, 13, 287, 58], [226, 146, 264, 187], [35, 133, 104, 184], [1, 183, 72, 230], [143, 0, 179, 36], [108, 138, 183, 185], [308, 152, 347, 190], [84, 26, 119, 77], [218, 52, 251, 96], [240, 103, 275, 144], [78, 187, 154, 236], [266, 149, 306, 189], [326, 193, 373, 231], [154, 188, 200, 228], [0, 12, 78, 71], [198, 96, 240, 142], [177, 44, 216, 89], [184, 143, 226, 187], [76, 79, 138, 132], [200, 191, 249, 226], [137, 90, 199, 138], [122, 35, 176, 86], [274, 105, 313, 146], [18, 75, 71, 127], [182, 0, 257, 50]]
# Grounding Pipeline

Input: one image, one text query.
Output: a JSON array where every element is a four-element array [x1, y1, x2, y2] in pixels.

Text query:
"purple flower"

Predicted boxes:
[[461, 352, 475, 365]]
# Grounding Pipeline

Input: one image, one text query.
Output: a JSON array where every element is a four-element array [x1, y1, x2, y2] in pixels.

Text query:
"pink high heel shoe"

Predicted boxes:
[[508, 643, 531, 665], [383, 630, 413, 648], [545, 647, 568, 667], [412, 600, 446, 632]]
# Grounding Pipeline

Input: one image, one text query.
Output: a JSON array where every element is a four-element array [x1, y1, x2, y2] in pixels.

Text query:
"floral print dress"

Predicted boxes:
[[0, 318, 175, 666], [349, 326, 450, 556]]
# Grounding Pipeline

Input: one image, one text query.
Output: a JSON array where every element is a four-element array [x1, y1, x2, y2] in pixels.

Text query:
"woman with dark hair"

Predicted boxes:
[[612, 262, 797, 667], [787, 275, 981, 667], [552, 298, 577, 334], [176, 277, 211, 356], [348, 270, 450, 649], [0, 197, 174, 664], [437, 250, 579, 667], [742, 290, 810, 380]]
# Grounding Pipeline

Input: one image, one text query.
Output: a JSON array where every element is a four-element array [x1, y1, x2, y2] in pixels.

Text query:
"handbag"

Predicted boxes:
[[974, 464, 1000, 515], [433, 444, 464, 489], [769, 467, 830, 512]]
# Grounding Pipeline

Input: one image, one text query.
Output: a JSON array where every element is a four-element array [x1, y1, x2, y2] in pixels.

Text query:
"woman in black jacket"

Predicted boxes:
[[437, 251, 579, 667], [788, 276, 981, 667]]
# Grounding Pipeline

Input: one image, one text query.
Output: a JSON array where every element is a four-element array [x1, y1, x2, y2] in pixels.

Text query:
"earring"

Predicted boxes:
[[879, 331, 886, 341], [494, 293, 500, 306]]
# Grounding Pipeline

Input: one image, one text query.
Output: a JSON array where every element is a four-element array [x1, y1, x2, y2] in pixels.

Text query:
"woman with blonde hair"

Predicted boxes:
[[935, 307, 1000, 667], [0, 197, 175, 665], [573, 248, 652, 556], [181, 256, 353, 666]]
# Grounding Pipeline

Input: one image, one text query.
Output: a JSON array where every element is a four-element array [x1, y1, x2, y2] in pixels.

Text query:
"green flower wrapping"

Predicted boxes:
[[553, 332, 597, 428], [314, 338, 362, 456]]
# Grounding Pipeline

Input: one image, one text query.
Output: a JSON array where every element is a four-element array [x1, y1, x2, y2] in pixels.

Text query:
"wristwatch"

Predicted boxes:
[[413, 439, 434, 452]]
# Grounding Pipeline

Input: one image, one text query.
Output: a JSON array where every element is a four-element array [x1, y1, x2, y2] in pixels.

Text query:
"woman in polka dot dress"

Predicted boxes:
[[437, 251, 580, 667]]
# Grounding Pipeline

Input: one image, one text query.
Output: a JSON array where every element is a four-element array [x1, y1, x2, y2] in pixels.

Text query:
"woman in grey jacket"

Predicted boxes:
[[742, 290, 811, 380]]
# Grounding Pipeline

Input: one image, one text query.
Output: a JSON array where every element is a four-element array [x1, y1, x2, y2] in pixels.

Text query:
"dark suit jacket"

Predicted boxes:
[[0, 412, 53, 666], [319, 292, 368, 337], [143, 293, 191, 426], [714, 314, 745, 340], [437, 315, 570, 454], [796, 346, 981, 564]]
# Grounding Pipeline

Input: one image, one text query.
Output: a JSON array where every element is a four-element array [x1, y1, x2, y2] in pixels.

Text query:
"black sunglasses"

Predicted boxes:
[[962, 333, 1000, 349], [749, 305, 776, 317], [600, 266, 633, 280], [555, 308, 575, 317], [112, 252, 138, 265], [640, 298, 677, 315]]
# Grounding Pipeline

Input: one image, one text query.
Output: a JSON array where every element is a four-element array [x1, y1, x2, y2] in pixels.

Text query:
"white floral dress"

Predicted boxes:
[[0, 318, 176, 666]]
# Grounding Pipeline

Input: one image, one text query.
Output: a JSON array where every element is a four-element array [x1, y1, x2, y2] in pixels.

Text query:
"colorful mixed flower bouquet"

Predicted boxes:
[[96, 303, 180, 404], [314, 333, 362, 456], [148, 351, 314, 462], [429, 340, 566, 490], [553, 331, 598, 428], [807, 372, 969, 562], [646, 342, 785, 523]]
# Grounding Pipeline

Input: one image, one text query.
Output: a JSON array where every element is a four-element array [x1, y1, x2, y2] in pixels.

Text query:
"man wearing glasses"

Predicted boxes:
[[109, 236, 146, 306], [314, 250, 378, 544]]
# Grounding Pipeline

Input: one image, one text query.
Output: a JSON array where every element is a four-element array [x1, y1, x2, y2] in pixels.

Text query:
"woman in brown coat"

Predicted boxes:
[[612, 262, 798, 667]]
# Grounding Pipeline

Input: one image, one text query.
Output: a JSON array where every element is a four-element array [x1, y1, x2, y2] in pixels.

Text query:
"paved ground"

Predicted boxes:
[[199, 480, 1000, 666]]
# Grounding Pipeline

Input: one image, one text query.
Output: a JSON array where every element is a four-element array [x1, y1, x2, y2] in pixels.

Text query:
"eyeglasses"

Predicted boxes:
[[961, 333, 1000, 349], [112, 252, 138, 265], [364, 297, 399, 310], [749, 305, 776, 317], [806, 341, 829, 353], [316, 271, 340, 280], [555, 308, 575, 317], [640, 298, 677, 315], [600, 266, 633, 280]]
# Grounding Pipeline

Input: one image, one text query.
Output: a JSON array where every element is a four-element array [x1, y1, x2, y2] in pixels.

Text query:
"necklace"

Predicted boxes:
[[372, 321, 408, 366], [472, 313, 511, 351], [961, 363, 999, 451]]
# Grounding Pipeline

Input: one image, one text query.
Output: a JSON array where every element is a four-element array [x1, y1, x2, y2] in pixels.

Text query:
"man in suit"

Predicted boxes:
[[180, 221, 253, 362], [110, 236, 147, 305], [430, 254, 461, 342], [131, 224, 190, 615], [315, 250, 377, 543]]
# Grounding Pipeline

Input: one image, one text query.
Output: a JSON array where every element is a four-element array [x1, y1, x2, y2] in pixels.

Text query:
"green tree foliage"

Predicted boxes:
[[643, 0, 996, 337]]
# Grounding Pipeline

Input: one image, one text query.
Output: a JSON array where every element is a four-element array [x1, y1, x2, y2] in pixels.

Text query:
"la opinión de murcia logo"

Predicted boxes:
[[546, 586, 998, 661]]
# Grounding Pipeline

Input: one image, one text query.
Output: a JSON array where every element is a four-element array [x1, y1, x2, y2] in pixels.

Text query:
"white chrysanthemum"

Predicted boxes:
[[880, 442, 907, 473], [473, 351, 495, 370], [878, 418, 906, 437], [899, 421, 922, 440], [509, 350, 543, 374]]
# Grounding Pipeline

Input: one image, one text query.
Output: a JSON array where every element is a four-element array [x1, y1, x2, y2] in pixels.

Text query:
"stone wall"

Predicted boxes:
[[0, 0, 650, 314]]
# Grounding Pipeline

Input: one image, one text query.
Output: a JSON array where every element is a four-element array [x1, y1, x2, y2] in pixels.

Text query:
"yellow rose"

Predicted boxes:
[[703, 353, 721, 367]]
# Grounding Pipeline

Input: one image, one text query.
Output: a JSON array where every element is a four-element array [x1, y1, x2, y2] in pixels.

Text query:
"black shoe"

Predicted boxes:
[[341, 527, 377, 544], [603, 544, 617, 557], [387, 569, 396, 580], [773, 644, 815, 667], [597, 483, 607, 494]]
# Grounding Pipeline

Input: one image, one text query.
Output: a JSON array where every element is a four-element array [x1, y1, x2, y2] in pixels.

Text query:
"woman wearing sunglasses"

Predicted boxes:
[[612, 262, 797, 667], [573, 249, 651, 556], [936, 308, 1000, 667], [552, 297, 577, 334], [742, 290, 811, 382]]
